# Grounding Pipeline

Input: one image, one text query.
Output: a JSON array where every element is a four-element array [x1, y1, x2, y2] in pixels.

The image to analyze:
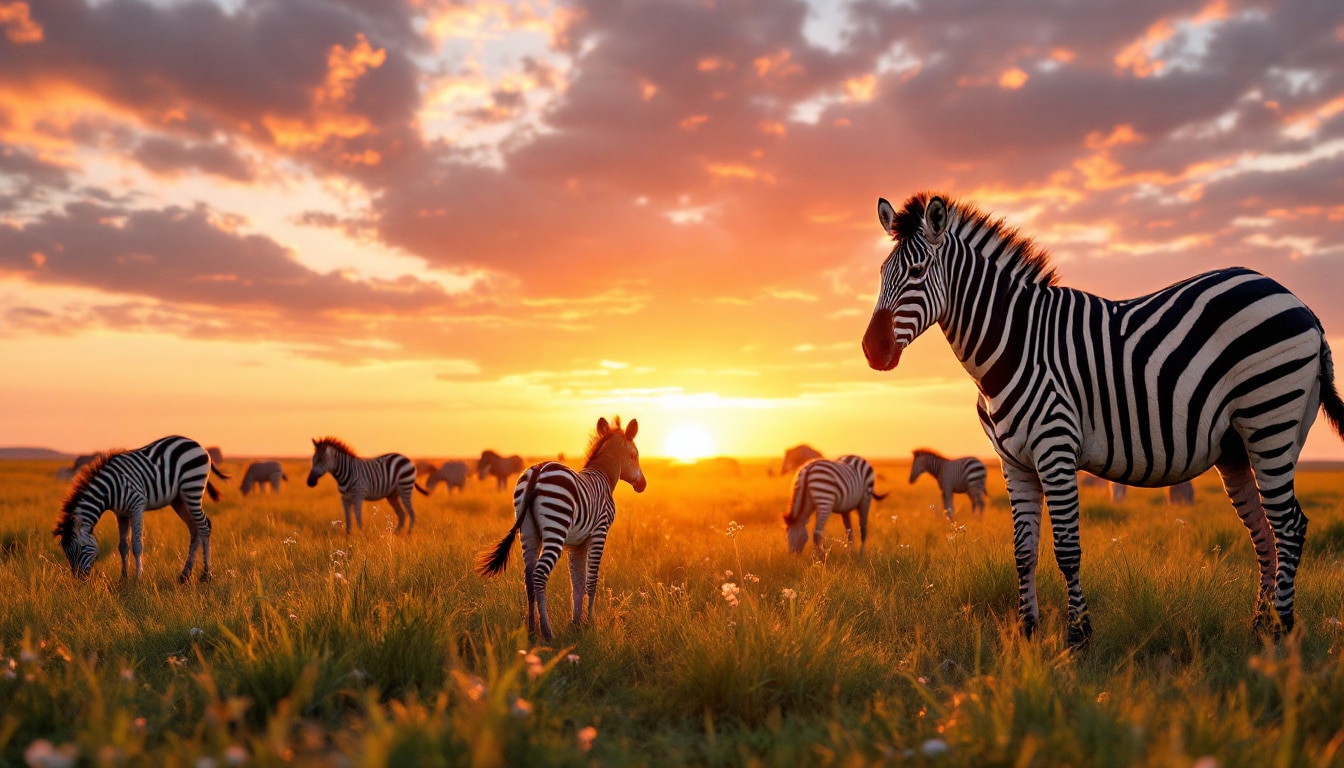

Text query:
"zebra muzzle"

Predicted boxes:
[[862, 308, 903, 371]]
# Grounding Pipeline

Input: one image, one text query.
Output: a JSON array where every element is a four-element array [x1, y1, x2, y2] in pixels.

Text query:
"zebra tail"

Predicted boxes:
[[206, 480, 221, 502], [414, 482, 430, 496], [871, 490, 889, 502], [1320, 336, 1344, 440], [210, 462, 231, 481], [475, 465, 543, 578]]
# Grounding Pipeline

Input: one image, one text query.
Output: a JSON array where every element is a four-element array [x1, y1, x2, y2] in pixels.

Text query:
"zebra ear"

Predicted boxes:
[[877, 198, 898, 237], [311, 438, 318, 448], [625, 419, 638, 440], [597, 417, 610, 434], [924, 196, 949, 241]]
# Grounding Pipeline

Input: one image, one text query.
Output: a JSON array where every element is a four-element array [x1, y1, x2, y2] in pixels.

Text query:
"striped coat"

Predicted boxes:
[[307, 437, 426, 534], [909, 449, 987, 521], [784, 455, 885, 554], [52, 435, 225, 582]]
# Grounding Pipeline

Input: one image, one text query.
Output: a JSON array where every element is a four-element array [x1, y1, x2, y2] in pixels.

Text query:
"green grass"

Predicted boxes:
[[2, 459, 1344, 766]]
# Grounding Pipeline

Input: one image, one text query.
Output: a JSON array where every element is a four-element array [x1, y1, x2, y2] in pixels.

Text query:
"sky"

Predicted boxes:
[[1, 0, 1343, 461]]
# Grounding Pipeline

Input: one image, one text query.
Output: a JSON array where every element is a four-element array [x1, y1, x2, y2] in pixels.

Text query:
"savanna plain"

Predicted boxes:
[[2, 457, 1344, 767]]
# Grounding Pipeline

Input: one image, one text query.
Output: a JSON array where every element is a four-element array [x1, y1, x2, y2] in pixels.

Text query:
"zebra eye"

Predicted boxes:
[[908, 262, 927, 279]]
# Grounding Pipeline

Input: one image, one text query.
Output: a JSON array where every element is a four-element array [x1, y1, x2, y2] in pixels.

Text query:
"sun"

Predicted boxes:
[[663, 423, 716, 462]]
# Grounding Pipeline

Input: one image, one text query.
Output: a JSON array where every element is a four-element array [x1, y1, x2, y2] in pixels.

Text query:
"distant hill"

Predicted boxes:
[[0, 447, 70, 460]]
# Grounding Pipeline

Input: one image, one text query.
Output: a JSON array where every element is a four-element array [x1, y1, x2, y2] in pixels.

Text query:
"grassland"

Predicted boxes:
[[1, 457, 1344, 767]]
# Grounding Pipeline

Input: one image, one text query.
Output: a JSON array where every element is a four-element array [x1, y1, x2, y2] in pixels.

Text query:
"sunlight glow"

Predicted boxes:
[[663, 423, 716, 462]]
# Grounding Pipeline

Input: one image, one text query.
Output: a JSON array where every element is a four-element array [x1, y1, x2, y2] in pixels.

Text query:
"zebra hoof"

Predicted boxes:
[[198, 571, 212, 584], [1066, 616, 1093, 651], [178, 571, 191, 585]]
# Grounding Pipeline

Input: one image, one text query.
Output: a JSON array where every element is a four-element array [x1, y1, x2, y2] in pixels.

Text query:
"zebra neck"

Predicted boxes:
[[582, 456, 620, 493], [331, 454, 358, 487], [938, 239, 1048, 394]]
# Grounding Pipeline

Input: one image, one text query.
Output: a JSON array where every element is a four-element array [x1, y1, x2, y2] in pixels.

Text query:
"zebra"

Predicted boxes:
[[51, 435, 226, 582], [909, 448, 987, 521], [240, 461, 287, 496], [780, 444, 823, 475], [476, 417, 646, 641], [1168, 480, 1195, 506], [427, 461, 468, 494], [861, 193, 1344, 648], [478, 450, 525, 490], [784, 455, 886, 555], [306, 437, 427, 534]]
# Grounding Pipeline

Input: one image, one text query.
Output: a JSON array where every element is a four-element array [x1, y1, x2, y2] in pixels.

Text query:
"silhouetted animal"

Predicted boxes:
[[206, 447, 223, 466], [478, 450, 524, 490], [1168, 481, 1195, 506], [240, 461, 287, 496], [307, 437, 427, 534], [477, 417, 646, 641], [785, 455, 885, 554], [428, 461, 468, 494], [52, 435, 226, 581], [415, 459, 437, 477], [781, 444, 823, 475], [862, 192, 1344, 647]]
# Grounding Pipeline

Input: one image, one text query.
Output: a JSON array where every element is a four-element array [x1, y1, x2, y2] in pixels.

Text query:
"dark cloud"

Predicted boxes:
[[131, 136, 255, 181]]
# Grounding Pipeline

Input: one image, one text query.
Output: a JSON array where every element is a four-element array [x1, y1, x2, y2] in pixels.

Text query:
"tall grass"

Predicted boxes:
[[1, 458, 1343, 765]]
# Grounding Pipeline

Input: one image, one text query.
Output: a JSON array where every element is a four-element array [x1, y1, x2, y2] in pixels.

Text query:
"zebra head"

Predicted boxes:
[[862, 195, 951, 371], [307, 438, 333, 487], [53, 514, 97, 578], [598, 417, 647, 493]]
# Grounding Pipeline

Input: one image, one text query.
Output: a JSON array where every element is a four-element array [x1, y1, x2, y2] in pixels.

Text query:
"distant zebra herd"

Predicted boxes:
[[45, 192, 1344, 652]]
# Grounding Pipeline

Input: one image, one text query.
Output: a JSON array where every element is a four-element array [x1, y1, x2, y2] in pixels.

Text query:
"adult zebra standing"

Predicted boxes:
[[52, 435, 226, 582], [862, 193, 1344, 648], [478, 450, 525, 490], [476, 417, 646, 641], [307, 438, 427, 534], [909, 448, 987, 521], [784, 455, 886, 555]]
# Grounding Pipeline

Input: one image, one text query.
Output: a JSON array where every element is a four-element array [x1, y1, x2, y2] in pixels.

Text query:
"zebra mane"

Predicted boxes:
[[896, 193, 1059, 287], [585, 416, 625, 468], [314, 436, 357, 457], [911, 447, 945, 459], [53, 450, 121, 541]]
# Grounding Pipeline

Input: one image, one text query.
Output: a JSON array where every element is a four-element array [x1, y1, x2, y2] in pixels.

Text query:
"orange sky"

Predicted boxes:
[[1, 0, 1343, 461]]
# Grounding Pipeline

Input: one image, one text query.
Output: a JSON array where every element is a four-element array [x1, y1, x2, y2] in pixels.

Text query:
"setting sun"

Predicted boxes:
[[662, 423, 716, 462]]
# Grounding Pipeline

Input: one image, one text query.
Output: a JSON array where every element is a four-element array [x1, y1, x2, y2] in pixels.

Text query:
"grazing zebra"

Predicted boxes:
[[909, 448, 987, 521], [51, 435, 226, 582], [414, 459, 438, 477], [477, 450, 525, 490], [784, 455, 886, 554], [862, 193, 1344, 648], [780, 444, 823, 475], [476, 417, 646, 641], [240, 461, 287, 496], [427, 461, 468, 494], [306, 437, 427, 534]]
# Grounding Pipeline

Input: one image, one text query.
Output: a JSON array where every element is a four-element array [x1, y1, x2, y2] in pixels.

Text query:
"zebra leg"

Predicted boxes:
[[522, 538, 540, 639], [1003, 467, 1045, 640], [812, 502, 834, 556], [839, 510, 854, 547], [942, 485, 956, 523], [1040, 461, 1091, 650], [567, 544, 587, 625], [171, 498, 199, 584], [342, 497, 354, 534], [1251, 461, 1308, 636], [117, 515, 131, 579], [352, 496, 365, 531], [131, 513, 144, 579], [585, 533, 607, 620], [971, 486, 986, 517], [403, 488, 416, 533], [533, 539, 563, 641], [1216, 462, 1277, 630], [857, 498, 871, 554], [387, 494, 407, 534]]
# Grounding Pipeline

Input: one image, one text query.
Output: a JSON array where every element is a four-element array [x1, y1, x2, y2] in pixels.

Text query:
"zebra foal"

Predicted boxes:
[[307, 437, 427, 534], [52, 435, 226, 582], [784, 455, 886, 555], [909, 449, 987, 521], [862, 193, 1344, 648], [476, 417, 646, 641]]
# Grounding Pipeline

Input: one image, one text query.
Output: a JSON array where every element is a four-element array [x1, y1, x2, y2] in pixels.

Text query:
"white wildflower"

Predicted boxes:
[[511, 698, 533, 717], [720, 582, 740, 607], [781, 588, 797, 601], [566, 654, 580, 665], [189, 627, 204, 639], [525, 653, 543, 680], [920, 739, 949, 758]]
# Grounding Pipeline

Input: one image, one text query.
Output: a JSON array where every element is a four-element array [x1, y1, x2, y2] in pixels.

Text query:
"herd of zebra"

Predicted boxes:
[[45, 192, 1344, 651]]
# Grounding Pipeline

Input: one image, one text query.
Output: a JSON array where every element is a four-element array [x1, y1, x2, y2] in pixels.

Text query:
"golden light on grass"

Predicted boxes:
[[663, 423, 716, 462]]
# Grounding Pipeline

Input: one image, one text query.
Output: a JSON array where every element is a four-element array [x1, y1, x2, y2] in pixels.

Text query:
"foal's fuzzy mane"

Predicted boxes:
[[313, 436, 357, 457], [53, 450, 122, 542], [895, 193, 1059, 287], [585, 417, 628, 468]]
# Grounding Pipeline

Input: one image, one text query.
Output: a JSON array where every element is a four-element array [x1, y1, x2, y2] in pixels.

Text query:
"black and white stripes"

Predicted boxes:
[[784, 455, 885, 554], [863, 193, 1344, 648], [52, 435, 224, 582], [909, 449, 987, 521], [476, 417, 646, 641], [307, 437, 426, 534]]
